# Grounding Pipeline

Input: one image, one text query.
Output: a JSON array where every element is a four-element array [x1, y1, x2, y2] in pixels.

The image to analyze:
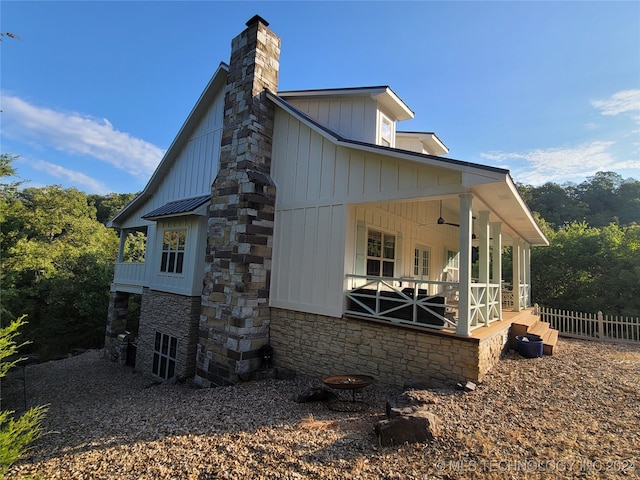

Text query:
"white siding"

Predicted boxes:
[[114, 88, 224, 295], [396, 137, 427, 154], [149, 216, 207, 296], [270, 204, 346, 317], [270, 109, 466, 315], [285, 97, 377, 144], [117, 88, 225, 230], [272, 109, 464, 208]]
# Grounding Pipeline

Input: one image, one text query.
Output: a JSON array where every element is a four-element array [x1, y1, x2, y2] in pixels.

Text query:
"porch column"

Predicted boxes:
[[478, 211, 490, 327], [117, 229, 126, 262], [512, 238, 523, 311], [524, 243, 531, 307], [491, 222, 502, 319], [456, 193, 473, 336]]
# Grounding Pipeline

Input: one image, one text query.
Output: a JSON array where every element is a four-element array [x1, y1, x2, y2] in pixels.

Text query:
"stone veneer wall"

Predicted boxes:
[[104, 291, 130, 362], [136, 288, 201, 379], [269, 308, 510, 387], [197, 16, 281, 387]]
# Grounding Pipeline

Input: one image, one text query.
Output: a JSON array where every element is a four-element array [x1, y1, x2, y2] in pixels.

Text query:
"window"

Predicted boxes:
[[414, 245, 430, 279], [380, 115, 392, 147], [152, 332, 177, 379], [446, 249, 460, 282], [367, 229, 395, 277], [160, 229, 186, 274]]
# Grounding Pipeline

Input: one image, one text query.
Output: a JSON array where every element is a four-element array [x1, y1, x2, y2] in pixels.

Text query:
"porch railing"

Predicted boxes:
[[345, 275, 459, 330], [470, 282, 502, 327], [113, 261, 147, 288]]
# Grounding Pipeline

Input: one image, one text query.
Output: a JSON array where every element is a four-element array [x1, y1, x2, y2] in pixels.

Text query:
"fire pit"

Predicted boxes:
[[322, 375, 375, 411]]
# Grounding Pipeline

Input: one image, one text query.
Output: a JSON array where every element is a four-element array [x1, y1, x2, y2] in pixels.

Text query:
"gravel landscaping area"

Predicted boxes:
[[3, 337, 639, 479]]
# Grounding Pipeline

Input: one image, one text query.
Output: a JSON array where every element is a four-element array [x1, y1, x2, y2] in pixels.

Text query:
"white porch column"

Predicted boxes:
[[491, 222, 503, 319], [512, 238, 523, 311], [456, 193, 473, 336], [524, 243, 531, 307], [478, 211, 490, 327]]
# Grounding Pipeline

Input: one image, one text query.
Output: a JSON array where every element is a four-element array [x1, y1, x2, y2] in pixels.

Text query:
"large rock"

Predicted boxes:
[[386, 390, 439, 418], [375, 410, 440, 446]]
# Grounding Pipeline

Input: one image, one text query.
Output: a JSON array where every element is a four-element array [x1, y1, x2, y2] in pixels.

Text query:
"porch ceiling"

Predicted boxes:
[[470, 179, 548, 247]]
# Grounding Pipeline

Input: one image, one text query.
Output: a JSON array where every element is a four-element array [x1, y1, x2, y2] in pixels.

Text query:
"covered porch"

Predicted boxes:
[[343, 190, 540, 336]]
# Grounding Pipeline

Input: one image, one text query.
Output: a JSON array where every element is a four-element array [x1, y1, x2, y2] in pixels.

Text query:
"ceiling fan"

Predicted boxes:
[[420, 201, 477, 238], [436, 200, 461, 227]]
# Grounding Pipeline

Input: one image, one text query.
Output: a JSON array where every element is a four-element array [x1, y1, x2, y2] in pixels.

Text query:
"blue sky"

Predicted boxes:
[[1, 1, 639, 195]]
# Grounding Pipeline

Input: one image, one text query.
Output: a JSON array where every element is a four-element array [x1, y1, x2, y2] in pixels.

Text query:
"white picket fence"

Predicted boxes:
[[540, 306, 640, 344]]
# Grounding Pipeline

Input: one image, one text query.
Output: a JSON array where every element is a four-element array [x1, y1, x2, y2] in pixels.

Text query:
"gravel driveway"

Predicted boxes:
[[4, 338, 639, 479]]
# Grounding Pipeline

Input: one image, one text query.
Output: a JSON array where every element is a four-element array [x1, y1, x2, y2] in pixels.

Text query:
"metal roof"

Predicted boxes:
[[142, 195, 210, 220]]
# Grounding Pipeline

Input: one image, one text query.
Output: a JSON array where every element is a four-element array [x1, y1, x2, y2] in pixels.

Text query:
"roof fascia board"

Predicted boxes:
[[109, 63, 229, 228], [279, 86, 414, 121]]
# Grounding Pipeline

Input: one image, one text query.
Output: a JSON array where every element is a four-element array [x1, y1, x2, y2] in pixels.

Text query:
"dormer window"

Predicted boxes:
[[380, 115, 393, 147]]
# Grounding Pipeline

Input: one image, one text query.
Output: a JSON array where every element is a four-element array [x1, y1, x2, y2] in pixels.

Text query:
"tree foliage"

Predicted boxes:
[[522, 172, 640, 316], [0, 316, 48, 477], [1, 157, 121, 359], [518, 171, 640, 229]]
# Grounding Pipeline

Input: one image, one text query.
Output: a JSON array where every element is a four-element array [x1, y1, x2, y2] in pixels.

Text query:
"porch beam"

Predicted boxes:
[[478, 211, 490, 327], [491, 222, 502, 319], [456, 193, 473, 336]]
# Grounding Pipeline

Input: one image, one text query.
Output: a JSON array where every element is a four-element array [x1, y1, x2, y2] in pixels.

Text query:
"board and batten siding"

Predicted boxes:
[[270, 108, 466, 316], [148, 216, 208, 296], [284, 97, 378, 145], [117, 87, 225, 230], [270, 204, 347, 318]]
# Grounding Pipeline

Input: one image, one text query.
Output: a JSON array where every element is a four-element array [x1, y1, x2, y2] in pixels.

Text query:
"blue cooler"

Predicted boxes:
[[516, 335, 543, 358]]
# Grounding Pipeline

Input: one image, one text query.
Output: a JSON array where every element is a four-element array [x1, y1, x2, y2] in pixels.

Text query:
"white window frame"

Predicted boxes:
[[366, 228, 396, 277], [446, 249, 460, 282], [414, 244, 431, 279], [379, 113, 393, 147], [160, 228, 186, 275]]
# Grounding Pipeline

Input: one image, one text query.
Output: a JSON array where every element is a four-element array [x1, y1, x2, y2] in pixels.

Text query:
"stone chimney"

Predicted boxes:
[[196, 16, 281, 387]]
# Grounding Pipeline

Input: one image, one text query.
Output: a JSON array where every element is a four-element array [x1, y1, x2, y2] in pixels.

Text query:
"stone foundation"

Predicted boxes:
[[104, 291, 131, 362], [269, 308, 509, 387], [136, 288, 201, 379]]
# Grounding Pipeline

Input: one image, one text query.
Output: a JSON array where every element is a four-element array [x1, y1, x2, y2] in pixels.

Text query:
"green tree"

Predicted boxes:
[[531, 222, 640, 315], [88, 192, 137, 225], [0, 316, 47, 477], [1, 175, 119, 358]]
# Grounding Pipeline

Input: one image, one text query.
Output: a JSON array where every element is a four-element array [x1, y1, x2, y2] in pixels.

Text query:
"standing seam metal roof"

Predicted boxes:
[[141, 194, 210, 220]]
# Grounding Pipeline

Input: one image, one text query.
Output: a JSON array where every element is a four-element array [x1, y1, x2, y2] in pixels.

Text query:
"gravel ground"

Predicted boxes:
[[3, 338, 639, 479]]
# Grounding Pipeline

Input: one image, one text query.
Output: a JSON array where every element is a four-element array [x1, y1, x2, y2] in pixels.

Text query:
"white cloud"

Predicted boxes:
[[481, 141, 639, 185], [30, 159, 111, 195], [591, 89, 640, 116], [1, 94, 165, 178]]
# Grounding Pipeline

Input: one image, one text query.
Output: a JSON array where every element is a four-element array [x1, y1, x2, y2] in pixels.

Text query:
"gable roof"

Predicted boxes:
[[267, 90, 548, 247], [279, 86, 414, 121], [108, 63, 229, 228]]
